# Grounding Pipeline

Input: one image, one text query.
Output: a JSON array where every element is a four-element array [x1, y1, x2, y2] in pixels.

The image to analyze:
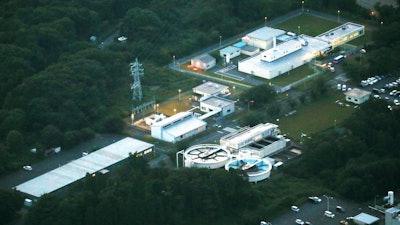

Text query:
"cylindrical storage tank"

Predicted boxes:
[[225, 157, 272, 183], [183, 144, 230, 169], [388, 191, 394, 205]]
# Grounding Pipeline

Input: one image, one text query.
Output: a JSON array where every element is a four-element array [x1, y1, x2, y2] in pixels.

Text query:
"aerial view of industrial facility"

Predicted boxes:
[[1, 1, 400, 225]]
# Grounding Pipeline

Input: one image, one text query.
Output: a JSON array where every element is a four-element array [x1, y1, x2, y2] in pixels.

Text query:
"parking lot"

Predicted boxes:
[[267, 196, 378, 225]]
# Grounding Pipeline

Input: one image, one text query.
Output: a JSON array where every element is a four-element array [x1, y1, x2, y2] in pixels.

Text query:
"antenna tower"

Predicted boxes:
[[130, 58, 143, 101]]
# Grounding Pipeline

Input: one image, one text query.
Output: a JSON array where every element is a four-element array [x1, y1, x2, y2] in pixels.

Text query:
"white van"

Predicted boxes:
[[337, 84, 341, 90]]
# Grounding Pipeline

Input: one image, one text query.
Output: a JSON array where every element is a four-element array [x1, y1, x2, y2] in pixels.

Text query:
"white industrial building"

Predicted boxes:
[[151, 111, 207, 143], [316, 22, 365, 49], [220, 123, 286, 157], [238, 34, 331, 79], [192, 81, 230, 101], [345, 88, 371, 104], [353, 213, 379, 225], [238, 22, 365, 80], [220, 46, 241, 63], [200, 95, 235, 117], [190, 54, 216, 70], [15, 137, 153, 198], [241, 27, 286, 50]]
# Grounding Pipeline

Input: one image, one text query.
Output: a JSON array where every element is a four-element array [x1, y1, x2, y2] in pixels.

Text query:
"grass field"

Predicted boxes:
[[276, 92, 355, 141], [276, 14, 340, 36]]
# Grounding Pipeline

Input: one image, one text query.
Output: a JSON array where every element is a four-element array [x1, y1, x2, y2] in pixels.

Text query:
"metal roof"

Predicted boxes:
[[245, 27, 286, 41], [193, 81, 228, 95], [353, 213, 379, 224], [345, 88, 371, 98], [15, 137, 153, 197]]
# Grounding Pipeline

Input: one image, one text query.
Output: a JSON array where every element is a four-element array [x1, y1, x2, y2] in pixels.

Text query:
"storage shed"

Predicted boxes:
[[345, 88, 370, 104], [191, 54, 216, 70]]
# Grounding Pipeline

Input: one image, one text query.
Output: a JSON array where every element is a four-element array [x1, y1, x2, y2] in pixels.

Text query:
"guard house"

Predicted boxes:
[[190, 54, 216, 70], [242, 27, 286, 50], [220, 46, 240, 63], [220, 123, 286, 157], [199, 95, 235, 117], [192, 81, 229, 101], [316, 22, 365, 49], [345, 88, 371, 104], [151, 111, 207, 143]]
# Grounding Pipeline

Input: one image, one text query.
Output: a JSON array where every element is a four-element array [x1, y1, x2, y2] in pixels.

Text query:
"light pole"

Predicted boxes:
[[173, 55, 175, 67], [156, 104, 159, 113], [297, 25, 301, 35], [380, 21, 384, 27], [247, 100, 254, 112], [323, 195, 333, 211], [219, 36, 222, 47], [302, 1, 304, 12], [130, 113, 135, 125], [264, 16, 267, 27], [178, 89, 181, 101], [337, 10, 341, 22], [374, 195, 379, 207], [173, 108, 176, 114]]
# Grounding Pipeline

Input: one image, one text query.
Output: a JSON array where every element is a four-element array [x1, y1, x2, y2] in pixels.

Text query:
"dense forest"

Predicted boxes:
[[1, 0, 400, 224]]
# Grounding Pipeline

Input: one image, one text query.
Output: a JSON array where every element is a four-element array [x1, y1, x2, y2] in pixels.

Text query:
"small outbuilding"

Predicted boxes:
[[352, 213, 379, 225], [200, 96, 235, 117], [192, 81, 229, 101], [219, 46, 240, 63], [190, 54, 216, 70], [345, 88, 371, 104]]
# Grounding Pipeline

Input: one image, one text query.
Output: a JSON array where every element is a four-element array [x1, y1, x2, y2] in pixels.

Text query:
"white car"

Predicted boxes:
[[291, 205, 300, 212], [324, 210, 335, 218], [308, 196, 322, 203], [295, 219, 305, 225], [394, 99, 400, 106], [23, 165, 32, 171]]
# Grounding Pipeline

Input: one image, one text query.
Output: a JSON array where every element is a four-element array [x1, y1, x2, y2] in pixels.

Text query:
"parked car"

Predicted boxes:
[[295, 219, 305, 225], [336, 205, 345, 212], [23, 165, 32, 171], [291, 205, 300, 212], [308, 196, 322, 203], [324, 210, 335, 218]]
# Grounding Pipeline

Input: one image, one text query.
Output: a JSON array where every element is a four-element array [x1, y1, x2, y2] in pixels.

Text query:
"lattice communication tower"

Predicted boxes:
[[130, 58, 143, 101]]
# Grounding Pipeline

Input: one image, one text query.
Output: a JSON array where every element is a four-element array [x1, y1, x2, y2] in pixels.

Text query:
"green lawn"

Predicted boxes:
[[276, 14, 340, 36], [276, 92, 355, 141]]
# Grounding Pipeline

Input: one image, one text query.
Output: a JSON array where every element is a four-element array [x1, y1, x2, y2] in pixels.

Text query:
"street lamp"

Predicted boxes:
[[178, 89, 181, 101], [173, 55, 175, 67], [173, 108, 177, 114], [247, 100, 254, 112], [297, 25, 301, 35], [264, 16, 267, 27], [380, 21, 384, 27], [130, 113, 135, 125], [219, 35, 222, 47], [337, 10, 341, 22], [374, 195, 379, 207], [323, 195, 333, 211], [302, 1, 304, 12]]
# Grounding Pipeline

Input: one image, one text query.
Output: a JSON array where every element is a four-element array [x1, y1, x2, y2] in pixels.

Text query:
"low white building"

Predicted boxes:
[[190, 54, 216, 70], [220, 123, 286, 157], [199, 95, 235, 117], [345, 88, 370, 104], [151, 111, 207, 143], [220, 46, 240, 63], [192, 81, 229, 101], [242, 27, 286, 50], [353, 213, 379, 225]]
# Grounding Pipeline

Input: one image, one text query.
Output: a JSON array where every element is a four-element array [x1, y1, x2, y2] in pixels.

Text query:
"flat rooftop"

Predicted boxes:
[[222, 123, 278, 145], [15, 137, 153, 197], [193, 81, 228, 95], [345, 88, 371, 98], [245, 27, 286, 41], [316, 22, 364, 44], [239, 35, 330, 74], [163, 116, 206, 138], [201, 96, 234, 108]]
